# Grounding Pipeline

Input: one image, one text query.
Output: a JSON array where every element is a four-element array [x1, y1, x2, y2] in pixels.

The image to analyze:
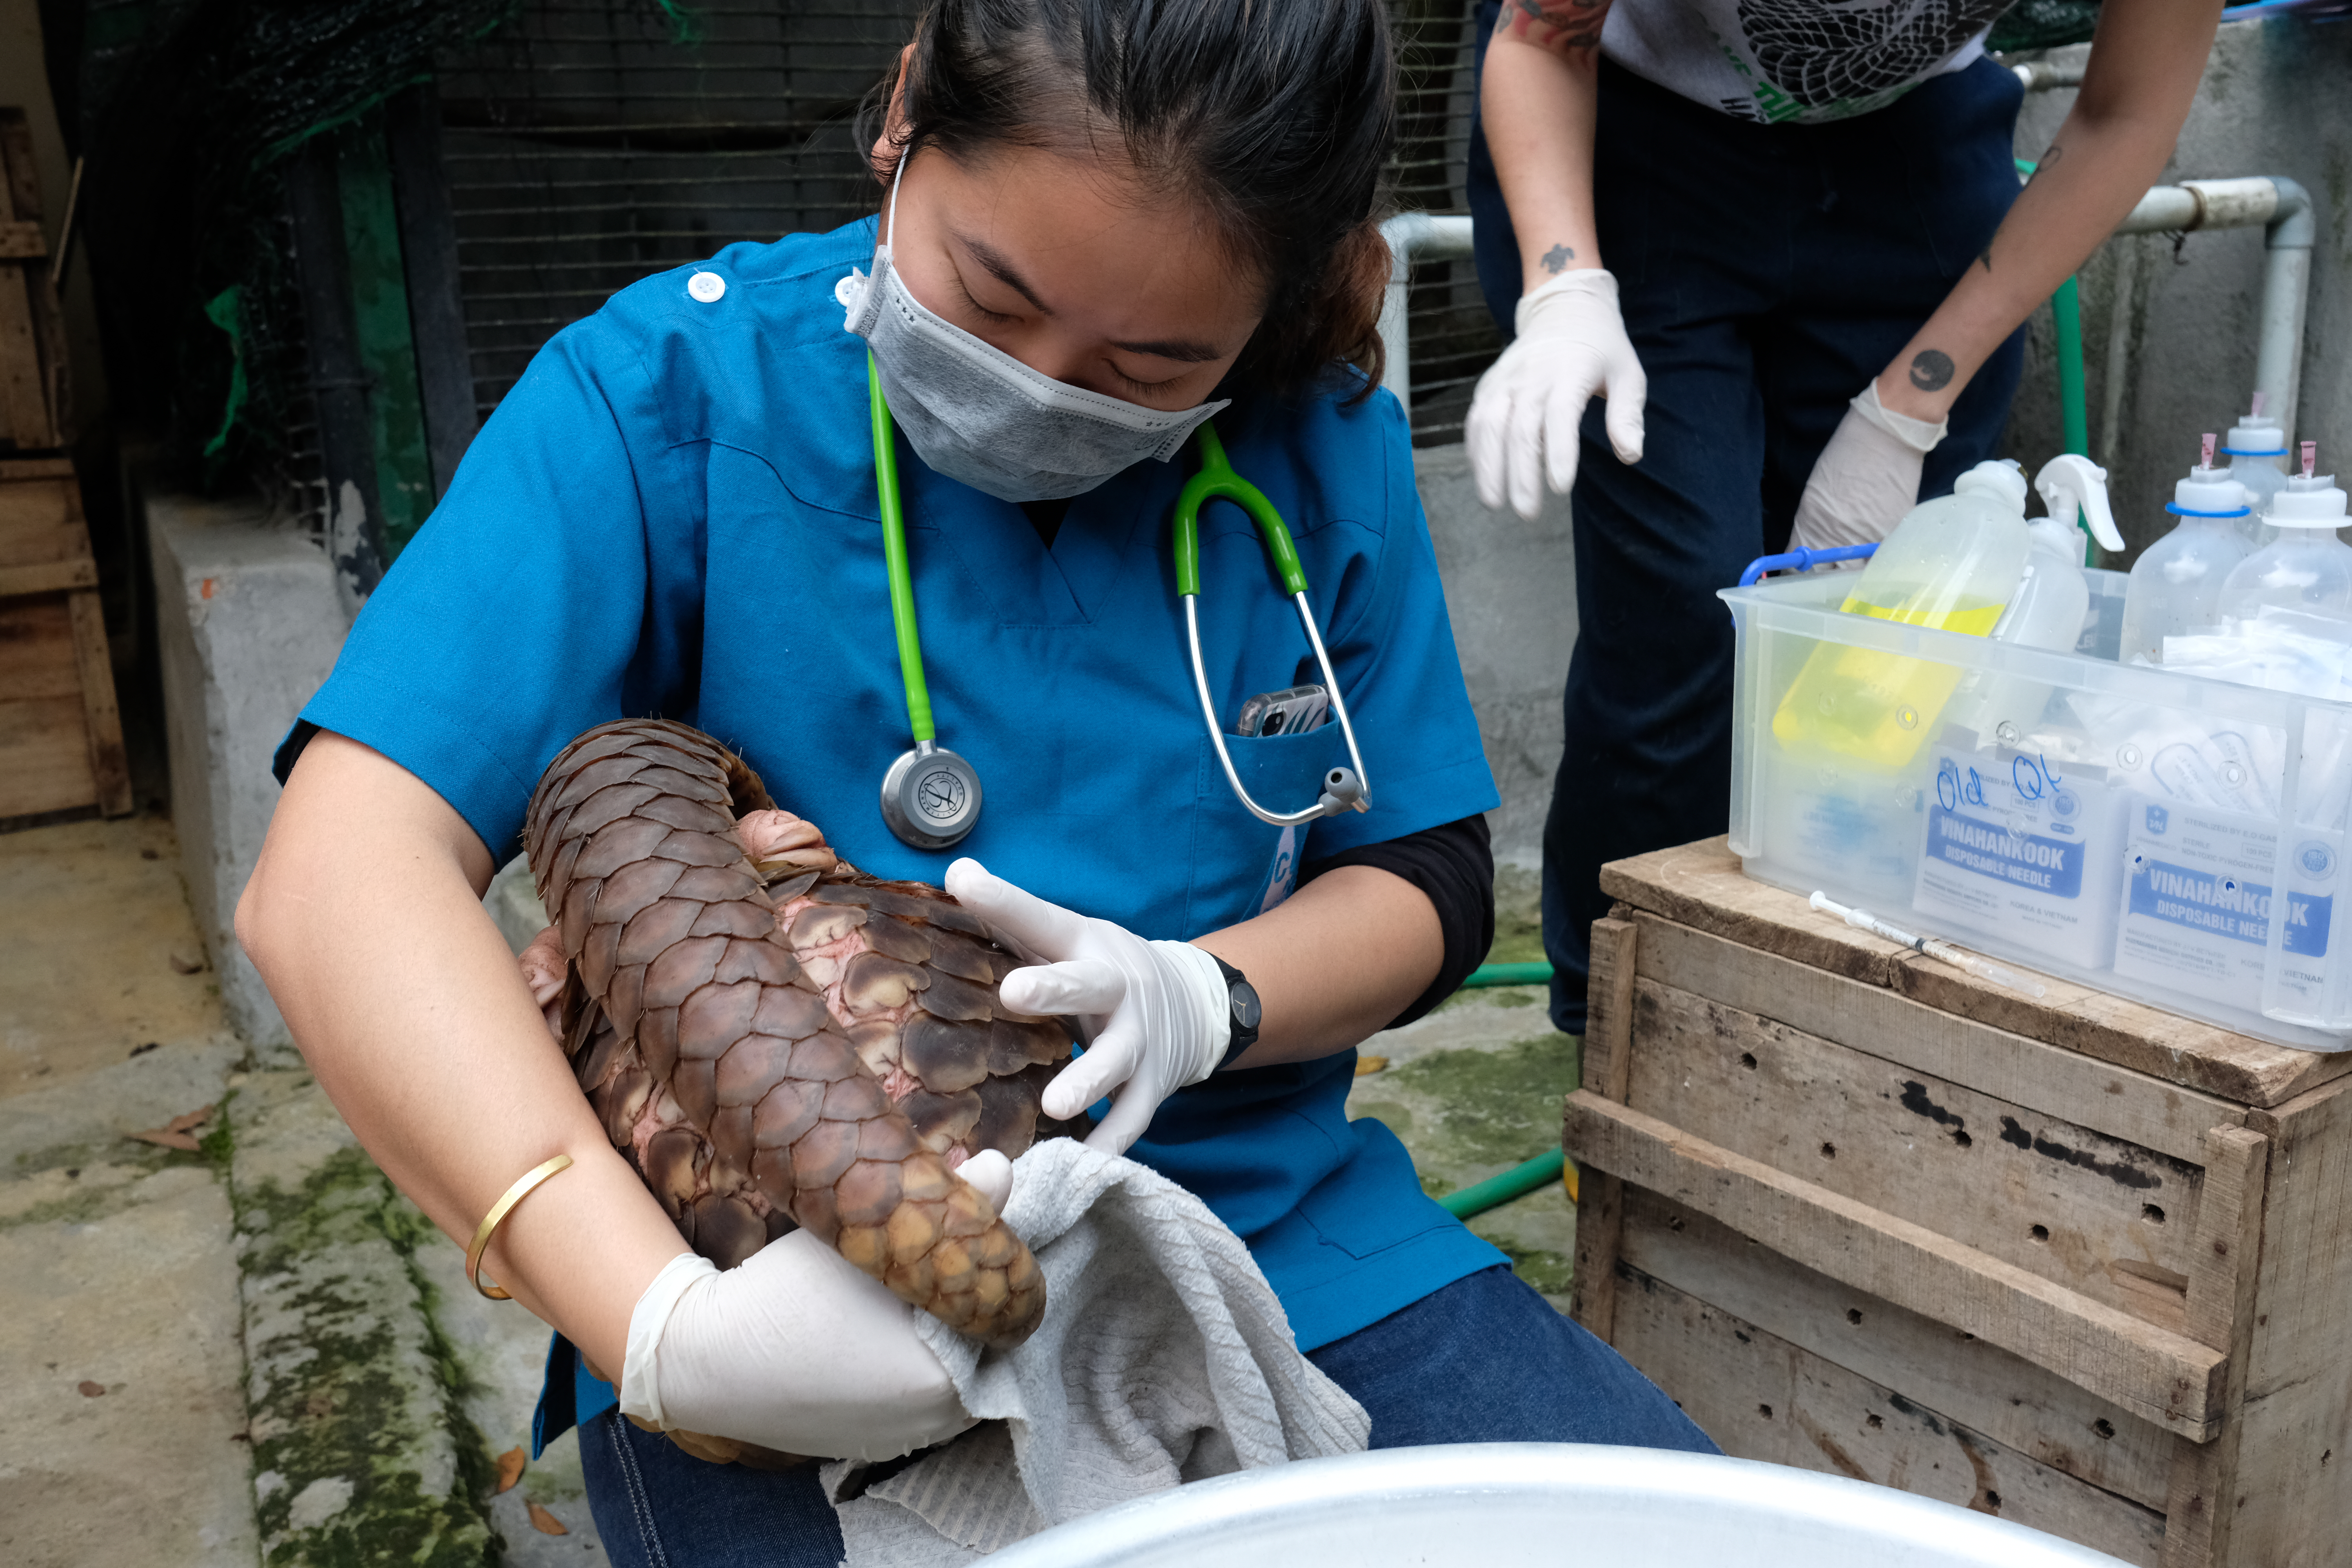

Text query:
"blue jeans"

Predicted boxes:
[[579, 1264, 1713, 1566], [1465, 20, 2027, 1033]]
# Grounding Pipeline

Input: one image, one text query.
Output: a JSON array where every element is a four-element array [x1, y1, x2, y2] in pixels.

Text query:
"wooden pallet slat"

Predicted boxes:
[[1588, 837, 2352, 1565], [1626, 975, 2210, 1331], [1566, 1090, 2230, 1440], [1625, 909, 2245, 1164], [0, 557, 96, 596], [1613, 1263, 2171, 1566], [1570, 915, 1638, 1344], [1601, 839, 2352, 1108], [0, 455, 130, 820], [2159, 1125, 2269, 1567], [0, 109, 65, 453], [1621, 1189, 2180, 1512], [65, 587, 130, 815]]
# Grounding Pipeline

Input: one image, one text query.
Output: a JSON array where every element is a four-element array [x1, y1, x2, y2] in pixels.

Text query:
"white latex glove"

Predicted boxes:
[[943, 858, 1229, 1156], [1789, 379, 1951, 557], [1466, 269, 1647, 521], [617, 1151, 1013, 1461]]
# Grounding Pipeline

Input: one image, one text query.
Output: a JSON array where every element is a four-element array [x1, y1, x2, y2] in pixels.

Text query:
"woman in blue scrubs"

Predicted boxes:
[[239, 2, 1714, 1562]]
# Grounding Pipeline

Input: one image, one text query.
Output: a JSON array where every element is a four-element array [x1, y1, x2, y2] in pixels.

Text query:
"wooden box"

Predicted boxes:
[[0, 107, 69, 454], [1567, 839, 2352, 1566], [0, 458, 129, 820]]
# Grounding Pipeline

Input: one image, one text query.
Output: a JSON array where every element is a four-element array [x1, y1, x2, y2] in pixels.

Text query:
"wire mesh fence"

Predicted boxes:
[[430, 0, 1501, 443]]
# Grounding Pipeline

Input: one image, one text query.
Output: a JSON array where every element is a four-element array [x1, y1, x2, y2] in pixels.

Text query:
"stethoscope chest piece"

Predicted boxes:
[[880, 740, 983, 850]]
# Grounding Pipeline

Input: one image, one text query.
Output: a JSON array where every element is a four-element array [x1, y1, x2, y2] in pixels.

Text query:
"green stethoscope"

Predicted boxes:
[[867, 354, 1371, 850]]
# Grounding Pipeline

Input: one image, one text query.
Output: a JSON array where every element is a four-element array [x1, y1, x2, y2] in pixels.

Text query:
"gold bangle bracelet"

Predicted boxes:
[[466, 1154, 574, 1301]]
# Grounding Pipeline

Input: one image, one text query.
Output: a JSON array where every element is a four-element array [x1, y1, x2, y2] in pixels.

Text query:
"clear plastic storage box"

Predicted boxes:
[[1721, 568, 2352, 1051]]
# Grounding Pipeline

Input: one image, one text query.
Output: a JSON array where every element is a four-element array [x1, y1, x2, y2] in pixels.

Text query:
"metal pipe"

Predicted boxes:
[[1378, 170, 2318, 462], [1377, 211, 1475, 409], [2104, 176, 2314, 445], [2254, 178, 2313, 446], [2012, 59, 2086, 92]]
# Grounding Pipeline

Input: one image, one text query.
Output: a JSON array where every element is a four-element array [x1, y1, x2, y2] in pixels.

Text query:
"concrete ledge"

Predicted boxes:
[[226, 1070, 496, 1566], [147, 490, 348, 1054], [1414, 442, 1576, 866]]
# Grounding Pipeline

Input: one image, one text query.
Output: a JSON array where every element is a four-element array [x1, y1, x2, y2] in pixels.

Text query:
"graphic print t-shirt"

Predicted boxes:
[[1600, 0, 2014, 123]]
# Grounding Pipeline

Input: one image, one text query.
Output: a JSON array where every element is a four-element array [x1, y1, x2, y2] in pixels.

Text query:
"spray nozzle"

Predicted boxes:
[[2304, 441, 2319, 481], [2202, 433, 2218, 470], [2034, 454, 2123, 552]]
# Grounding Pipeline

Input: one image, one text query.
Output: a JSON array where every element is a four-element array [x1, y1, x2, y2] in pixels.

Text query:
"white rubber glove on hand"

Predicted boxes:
[[1789, 379, 1951, 558], [944, 858, 1229, 1156], [1466, 269, 1647, 521], [617, 1151, 1012, 1461]]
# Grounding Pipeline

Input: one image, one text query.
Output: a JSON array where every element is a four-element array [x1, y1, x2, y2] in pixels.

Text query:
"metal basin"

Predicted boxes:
[[985, 1444, 2131, 1567]]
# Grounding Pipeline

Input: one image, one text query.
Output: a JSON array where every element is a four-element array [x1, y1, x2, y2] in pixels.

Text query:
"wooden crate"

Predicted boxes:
[[0, 457, 129, 819], [0, 107, 69, 453], [1567, 838, 2352, 1567]]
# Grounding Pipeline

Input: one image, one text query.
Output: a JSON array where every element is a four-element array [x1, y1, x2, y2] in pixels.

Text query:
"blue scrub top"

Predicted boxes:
[[297, 218, 1506, 1447]]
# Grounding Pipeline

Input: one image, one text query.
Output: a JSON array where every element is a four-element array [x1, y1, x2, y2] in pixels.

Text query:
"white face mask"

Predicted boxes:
[[837, 171, 1230, 503]]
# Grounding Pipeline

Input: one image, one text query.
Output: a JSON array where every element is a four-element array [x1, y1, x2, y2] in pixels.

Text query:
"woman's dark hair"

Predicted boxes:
[[858, 0, 1397, 400]]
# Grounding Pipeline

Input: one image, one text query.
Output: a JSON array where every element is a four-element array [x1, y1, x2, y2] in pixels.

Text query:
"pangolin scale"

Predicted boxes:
[[522, 719, 1062, 1385]]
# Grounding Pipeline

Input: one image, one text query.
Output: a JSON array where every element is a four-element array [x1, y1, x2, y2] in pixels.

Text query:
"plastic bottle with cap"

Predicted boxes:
[[2216, 443, 2352, 626], [1947, 454, 2125, 739], [2221, 392, 2291, 539], [1773, 460, 2040, 769], [2119, 434, 2254, 664]]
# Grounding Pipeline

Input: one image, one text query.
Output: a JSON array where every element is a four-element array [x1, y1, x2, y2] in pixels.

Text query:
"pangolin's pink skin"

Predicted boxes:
[[521, 719, 1065, 1362]]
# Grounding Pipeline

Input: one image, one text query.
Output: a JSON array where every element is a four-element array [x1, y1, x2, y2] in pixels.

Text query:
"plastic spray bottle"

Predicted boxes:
[[2222, 393, 2292, 539], [2119, 434, 2253, 664], [1947, 454, 2124, 740], [1773, 460, 2038, 769], [2217, 444, 2352, 626]]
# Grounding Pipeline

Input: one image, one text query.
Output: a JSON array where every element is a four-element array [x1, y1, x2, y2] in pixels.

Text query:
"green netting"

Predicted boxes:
[[65, 0, 530, 493]]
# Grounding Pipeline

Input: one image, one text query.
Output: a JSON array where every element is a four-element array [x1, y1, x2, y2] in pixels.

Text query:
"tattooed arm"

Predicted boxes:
[[1878, 0, 2222, 422], [1482, 0, 1616, 291]]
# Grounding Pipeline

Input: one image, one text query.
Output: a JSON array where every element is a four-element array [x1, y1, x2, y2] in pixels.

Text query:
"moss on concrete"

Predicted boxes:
[[1378, 1031, 1581, 1168], [1349, 1020, 1582, 1303], [229, 1078, 497, 1568], [3, 1142, 217, 1232], [1486, 865, 1547, 966], [1480, 1237, 1573, 1298]]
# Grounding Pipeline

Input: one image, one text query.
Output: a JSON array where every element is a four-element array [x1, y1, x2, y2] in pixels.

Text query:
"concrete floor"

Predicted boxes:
[[1344, 865, 1580, 1308], [0, 814, 603, 1567], [0, 812, 257, 1568], [1, 824, 1574, 1566]]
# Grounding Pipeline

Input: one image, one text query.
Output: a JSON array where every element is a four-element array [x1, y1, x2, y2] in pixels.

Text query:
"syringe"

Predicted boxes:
[[1809, 892, 2049, 998]]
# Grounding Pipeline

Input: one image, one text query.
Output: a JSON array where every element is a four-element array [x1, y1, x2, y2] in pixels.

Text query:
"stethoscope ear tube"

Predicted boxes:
[[1174, 422, 1371, 828], [1183, 591, 1374, 828], [869, 365, 1368, 843]]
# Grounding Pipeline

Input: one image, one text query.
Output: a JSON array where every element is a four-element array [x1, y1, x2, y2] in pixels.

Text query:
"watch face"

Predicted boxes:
[[1230, 978, 1263, 1032]]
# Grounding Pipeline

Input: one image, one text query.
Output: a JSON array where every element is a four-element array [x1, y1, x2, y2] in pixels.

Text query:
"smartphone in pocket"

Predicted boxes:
[[1234, 684, 1330, 738]]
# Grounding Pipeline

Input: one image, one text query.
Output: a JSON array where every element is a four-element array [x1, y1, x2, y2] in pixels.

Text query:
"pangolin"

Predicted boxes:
[[518, 719, 1067, 1457]]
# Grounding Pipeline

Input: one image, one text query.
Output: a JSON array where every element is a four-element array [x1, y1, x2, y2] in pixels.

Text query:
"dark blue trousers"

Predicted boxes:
[[1465, 23, 2029, 1032], [578, 1265, 1713, 1567]]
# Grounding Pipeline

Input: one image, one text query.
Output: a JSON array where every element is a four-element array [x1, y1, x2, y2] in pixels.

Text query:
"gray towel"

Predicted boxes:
[[823, 1139, 1370, 1564]]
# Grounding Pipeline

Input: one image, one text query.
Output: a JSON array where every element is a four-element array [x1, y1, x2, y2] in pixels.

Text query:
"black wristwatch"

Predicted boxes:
[[1212, 956, 1262, 1071]]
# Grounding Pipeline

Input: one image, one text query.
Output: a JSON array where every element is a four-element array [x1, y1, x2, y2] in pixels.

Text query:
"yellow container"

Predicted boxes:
[[1773, 463, 2032, 770]]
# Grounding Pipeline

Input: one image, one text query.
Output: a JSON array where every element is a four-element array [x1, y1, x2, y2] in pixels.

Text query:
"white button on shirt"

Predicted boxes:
[[687, 271, 726, 304]]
